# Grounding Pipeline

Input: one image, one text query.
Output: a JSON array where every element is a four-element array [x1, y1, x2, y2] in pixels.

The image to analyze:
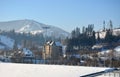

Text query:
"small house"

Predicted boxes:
[[22, 48, 34, 58]]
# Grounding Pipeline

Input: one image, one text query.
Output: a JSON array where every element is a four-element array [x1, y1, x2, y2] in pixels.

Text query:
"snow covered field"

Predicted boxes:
[[0, 63, 111, 77]]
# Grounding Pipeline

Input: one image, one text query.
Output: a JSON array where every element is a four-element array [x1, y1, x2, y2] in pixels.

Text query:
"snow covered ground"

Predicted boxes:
[[0, 63, 111, 77]]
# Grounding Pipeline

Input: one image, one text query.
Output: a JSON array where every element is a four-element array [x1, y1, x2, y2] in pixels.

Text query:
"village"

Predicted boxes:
[[0, 28, 120, 68], [0, 17, 119, 68], [1, 0, 120, 77]]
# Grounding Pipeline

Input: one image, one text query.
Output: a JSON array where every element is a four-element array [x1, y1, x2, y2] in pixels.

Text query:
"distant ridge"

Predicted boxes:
[[0, 19, 70, 38]]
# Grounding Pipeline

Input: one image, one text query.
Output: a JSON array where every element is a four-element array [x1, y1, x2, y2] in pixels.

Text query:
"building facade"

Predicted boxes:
[[43, 41, 62, 60]]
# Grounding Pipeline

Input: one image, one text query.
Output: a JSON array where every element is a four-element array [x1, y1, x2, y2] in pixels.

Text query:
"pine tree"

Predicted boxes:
[[75, 27, 80, 37], [92, 31, 96, 45], [71, 29, 76, 38], [109, 20, 113, 30], [97, 32, 100, 43], [105, 30, 113, 43], [82, 26, 86, 34]]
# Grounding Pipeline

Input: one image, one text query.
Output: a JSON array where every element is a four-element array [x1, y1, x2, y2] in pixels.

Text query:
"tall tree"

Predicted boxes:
[[92, 31, 96, 45], [109, 20, 113, 30], [75, 27, 80, 37], [82, 26, 86, 34], [105, 30, 113, 43], [71, 30, 76, 38], [97, 32, 100, 43]]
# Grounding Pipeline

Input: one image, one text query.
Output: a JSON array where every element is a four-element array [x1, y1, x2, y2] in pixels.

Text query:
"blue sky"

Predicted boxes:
[[0, 0, 120, 32]]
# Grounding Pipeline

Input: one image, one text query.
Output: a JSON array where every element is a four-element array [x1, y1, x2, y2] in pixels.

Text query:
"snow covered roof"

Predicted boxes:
[[22, 48, 33, 57], [92, 44, 103, 49], [46, 41, 62, 46], [0, 63, 112, 77], [114, 46, 120, 52], [55, 42, 62, 46]]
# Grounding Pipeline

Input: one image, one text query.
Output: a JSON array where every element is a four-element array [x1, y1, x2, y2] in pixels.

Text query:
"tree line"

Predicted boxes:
[[66, 24, 96, 52], [66, 23, 120, 53], [0, 29, 62, 49]]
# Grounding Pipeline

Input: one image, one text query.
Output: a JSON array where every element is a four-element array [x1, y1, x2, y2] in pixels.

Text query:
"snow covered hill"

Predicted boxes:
[[0, 35, 14, 49], [96, 28, 120, 39], [0, 19, 70, 38]]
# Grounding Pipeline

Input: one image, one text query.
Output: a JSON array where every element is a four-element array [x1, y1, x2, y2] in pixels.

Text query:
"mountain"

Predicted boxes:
[[0, 19, 70, 38]]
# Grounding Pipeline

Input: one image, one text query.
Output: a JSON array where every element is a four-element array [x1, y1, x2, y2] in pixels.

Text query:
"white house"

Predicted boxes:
[[22, 48, 34, 58]]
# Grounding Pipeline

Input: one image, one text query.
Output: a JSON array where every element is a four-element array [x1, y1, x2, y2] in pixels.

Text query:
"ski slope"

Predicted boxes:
[[0, 63, 110, 77]]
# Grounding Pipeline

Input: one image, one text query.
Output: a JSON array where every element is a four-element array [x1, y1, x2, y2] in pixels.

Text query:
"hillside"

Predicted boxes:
[[0, 35, 14, 50], [96, 28, 120, 39]]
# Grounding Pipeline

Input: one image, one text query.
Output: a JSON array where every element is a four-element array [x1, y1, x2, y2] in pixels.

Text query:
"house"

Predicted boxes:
[[11, 48, 34, 63], [42, 41, 62, 60], [22, 48, 34, 58]]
